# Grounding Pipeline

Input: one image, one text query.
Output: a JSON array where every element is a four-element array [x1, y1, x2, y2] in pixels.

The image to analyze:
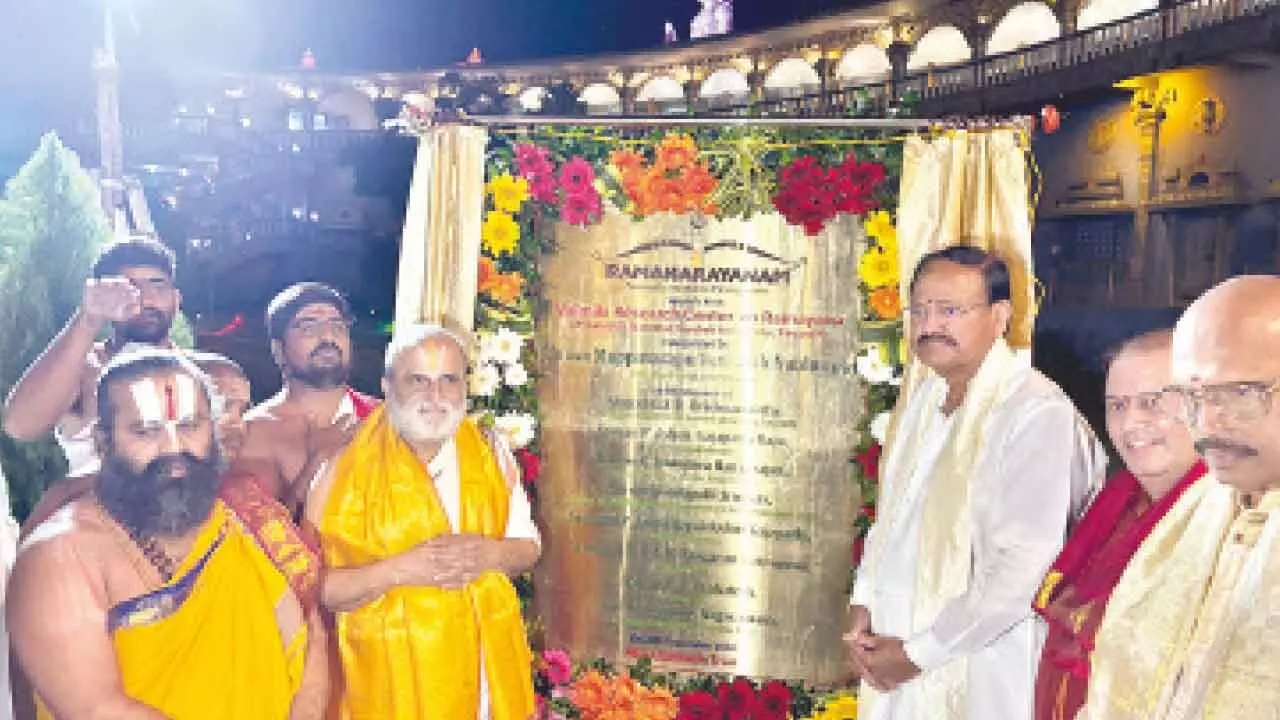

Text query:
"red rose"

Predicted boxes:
[[717, 678, 759, 720], [676, 690, 720, 720], [855, 442, 882, 481], [757, 680, 792, 720], [851, 535, 867, 566], [515, 448, 541, 485]]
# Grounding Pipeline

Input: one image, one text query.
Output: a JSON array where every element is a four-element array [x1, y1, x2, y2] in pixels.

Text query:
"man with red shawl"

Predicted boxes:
[[1032, 329, 1205, 719]]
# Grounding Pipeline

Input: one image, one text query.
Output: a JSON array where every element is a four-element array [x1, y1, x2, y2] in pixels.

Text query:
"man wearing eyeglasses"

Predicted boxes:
[[1031, 329, 1205, 720], [1083, 275, 1280, 719], [847, 245, 1106, 720], [235, 283, 378, 513]]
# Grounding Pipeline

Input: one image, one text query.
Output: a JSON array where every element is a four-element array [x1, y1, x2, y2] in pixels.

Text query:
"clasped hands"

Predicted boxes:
[[843, 604, 921, 693], [395, 534, 504, 589]]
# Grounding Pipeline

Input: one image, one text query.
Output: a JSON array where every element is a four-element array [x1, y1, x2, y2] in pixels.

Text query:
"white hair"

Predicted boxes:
[[383, 323, 471, 374]]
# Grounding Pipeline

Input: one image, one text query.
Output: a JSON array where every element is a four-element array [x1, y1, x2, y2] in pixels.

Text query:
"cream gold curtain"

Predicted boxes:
[[394, 124, 489, 333], [891, 128, 1037, 407]]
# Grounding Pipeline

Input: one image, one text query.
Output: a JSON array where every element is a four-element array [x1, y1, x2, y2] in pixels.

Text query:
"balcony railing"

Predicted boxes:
[[897, 0, 1279, 105], [698, 0, 1279, 115]]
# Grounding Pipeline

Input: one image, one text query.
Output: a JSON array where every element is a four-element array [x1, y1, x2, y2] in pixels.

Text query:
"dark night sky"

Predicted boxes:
[[1, 0, 861, 86]]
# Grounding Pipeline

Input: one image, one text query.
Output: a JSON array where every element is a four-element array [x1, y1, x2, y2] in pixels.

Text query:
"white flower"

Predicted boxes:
[[470, 362, 501, 397], [493, 412, 537, 449], [504, 362, 529, 388], [480, 327, 525, 366], [856, 344, 896, 385], [869, 411, 892, 444]]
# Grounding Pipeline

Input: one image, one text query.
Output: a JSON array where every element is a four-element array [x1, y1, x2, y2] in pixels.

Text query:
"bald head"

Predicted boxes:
[[1174, 275, 1280, 383], [1172, 275, 1280, 498]]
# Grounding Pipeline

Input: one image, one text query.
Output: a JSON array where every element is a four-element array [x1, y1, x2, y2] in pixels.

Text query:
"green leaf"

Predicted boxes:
[[0, 133, 115, 520]]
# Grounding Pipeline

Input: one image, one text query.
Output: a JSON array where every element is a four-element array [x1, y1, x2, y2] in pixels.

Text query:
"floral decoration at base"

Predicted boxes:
[[534, 651, 860, 719]]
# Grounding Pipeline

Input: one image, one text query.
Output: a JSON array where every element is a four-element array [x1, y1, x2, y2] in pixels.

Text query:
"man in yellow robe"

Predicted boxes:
[[1082, 275, 1280, 718], [305, 324, 540, 720], [7, 350, 329, 719]]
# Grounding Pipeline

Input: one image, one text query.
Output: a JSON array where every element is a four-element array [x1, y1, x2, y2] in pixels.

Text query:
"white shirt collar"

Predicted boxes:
[[427, 438, 457, 479]]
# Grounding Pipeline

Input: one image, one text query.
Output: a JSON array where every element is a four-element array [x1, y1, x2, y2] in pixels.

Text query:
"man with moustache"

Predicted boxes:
[[3, 238, 183, 476], [845, 246, 1105, 720], [8, 350, 328, 719], [305, 324, 539, 719], [1031, 330, 1205, 720], [1082, 275, 1280, 719], [236, 283, 378, 512], [19, 352, 255, 537]]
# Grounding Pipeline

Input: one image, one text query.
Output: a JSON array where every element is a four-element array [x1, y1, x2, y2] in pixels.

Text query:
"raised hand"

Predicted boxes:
[[82, 277, 141, 325], [305, 413, 358, 461]]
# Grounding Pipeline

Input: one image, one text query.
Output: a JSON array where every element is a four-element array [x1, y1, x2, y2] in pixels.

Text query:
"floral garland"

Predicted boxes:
[[535, 651, 862, 720], [467, 125, 911, 718]]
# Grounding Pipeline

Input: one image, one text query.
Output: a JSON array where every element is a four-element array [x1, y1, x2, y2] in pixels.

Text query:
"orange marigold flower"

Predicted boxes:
[[680, 163, 719, 198], [487, 271, 525, 306], [477, 256, 498, 290], [571, 671, 609, 716], [610, 149, 646, 175], [869, 285, 902, 320], [635, 686, 679, 720], [655, 133, 698, 171]]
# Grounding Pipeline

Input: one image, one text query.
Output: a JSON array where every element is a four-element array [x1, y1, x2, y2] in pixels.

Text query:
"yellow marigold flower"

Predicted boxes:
[[863, 210, 894, 241], [486, 174, 529, 214], [481, 210, 521, 256], [815, 694, 859, 719], [858, 246, 900, 290]]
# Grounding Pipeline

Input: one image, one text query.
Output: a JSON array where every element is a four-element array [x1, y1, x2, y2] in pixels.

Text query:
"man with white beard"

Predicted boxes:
[[304, 324, 540, 719]]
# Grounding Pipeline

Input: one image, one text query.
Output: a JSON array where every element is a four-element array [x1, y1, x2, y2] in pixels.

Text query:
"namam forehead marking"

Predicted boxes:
[[128, 374, 200, 425]]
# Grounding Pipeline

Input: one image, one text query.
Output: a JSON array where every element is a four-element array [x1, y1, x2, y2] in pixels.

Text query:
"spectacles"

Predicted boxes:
[[1165, 380, 1280, 427], [290, 318, 352, 337], [907, 302, 987, 323], [1104, 390, 1180, 419]]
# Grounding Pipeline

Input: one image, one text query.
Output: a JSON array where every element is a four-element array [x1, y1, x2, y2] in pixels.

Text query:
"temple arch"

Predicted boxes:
[[987, 2, 1062, 55], [1076, 0, 1159, 29], [835, 43, 892, 83], [906, 25, 973, 70]]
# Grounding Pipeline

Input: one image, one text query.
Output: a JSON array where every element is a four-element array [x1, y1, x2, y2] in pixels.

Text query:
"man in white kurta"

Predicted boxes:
[[1082, 275, 1280, 719], [847, 247, 1105, 719]]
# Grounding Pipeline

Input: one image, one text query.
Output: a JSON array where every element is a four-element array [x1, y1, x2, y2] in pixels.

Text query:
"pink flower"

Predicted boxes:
[[559, 157, 596, 193], [529, 173, 558, 203], [561, 188, 603, 226], [542, 649, 573, 687], [515, 143, 551, 172]]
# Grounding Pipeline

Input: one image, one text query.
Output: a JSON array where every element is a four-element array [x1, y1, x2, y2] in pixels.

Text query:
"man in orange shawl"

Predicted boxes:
[[8, 349, 328, 719], [1032, 329, 1205, 719], [305, 323, 541, 720]]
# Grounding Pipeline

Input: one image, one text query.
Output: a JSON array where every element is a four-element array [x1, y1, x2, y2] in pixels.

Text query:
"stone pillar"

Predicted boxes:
[[620, 80, 637, 115], [887, 41, 911, 107], [1128, 77, 1177, 305], [816, 56, 837, 112], [1158, 0, 1179, 39], [748, 62, 766, 106]]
